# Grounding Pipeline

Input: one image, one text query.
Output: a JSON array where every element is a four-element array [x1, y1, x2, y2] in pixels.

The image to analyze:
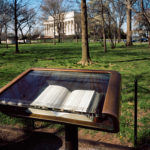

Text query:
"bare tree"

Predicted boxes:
[[140, 0, 150, 46], [77, 0, 91, 65], [0, 0, 11, 45], [10, 0, 25, 53], [106, 6, 117, 49], [100, 0, 107, 52], [104, 0, 125, 48], [26, 9, 36, 44], [88, 17, 100, 42], [41, 0, 67, 44], [110, 0, 126, 43], [88, 0, 107, 52], [117, 1, 126, 43], [126, 0, 132, 46], [14, 0, 19, 53], [3, 1, 11, 48], [10, 0, 35, 53], [125, 0, 137, 46], [74, 13, 81, 42], [18, 7, 36, 43], [134, 0, 150, 46], [56, 12, 65, 43], [68, 0, 91, 65], [0, 0, 4, 44]]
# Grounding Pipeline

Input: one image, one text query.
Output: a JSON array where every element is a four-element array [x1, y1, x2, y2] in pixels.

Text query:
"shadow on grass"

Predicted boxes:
[[138, 86, 150, 94], [0, 45, 82, 65], [110, 58, 150, 63], [116, 43, 149, 49], [137, 130, 150, 150]]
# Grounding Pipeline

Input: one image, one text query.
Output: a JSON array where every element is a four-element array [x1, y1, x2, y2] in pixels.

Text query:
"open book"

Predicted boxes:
[[29, 85, 104, 122]]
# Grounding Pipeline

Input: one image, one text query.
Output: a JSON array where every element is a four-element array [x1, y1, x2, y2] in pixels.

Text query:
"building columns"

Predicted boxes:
[[44, 18, 77, 37]]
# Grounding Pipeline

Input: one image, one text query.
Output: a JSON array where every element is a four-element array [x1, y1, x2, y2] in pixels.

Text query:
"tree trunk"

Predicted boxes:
[[5, 25, 8, 49], [78, 0, 91, 65], [19, 27, 25, 44], [140, 0, 150, 26], [126, 0, 132, 46], [14, 0, 19, 53], [0, 26, 2, 44], [58, 23, 61, 43], [75, 23, 78, 43], [114, 33, 117, 47], [140, 0, 150, 47], [108, 22, 114, 49], [76, 34, 78, 43], [58, 15, 61, 43], [148, 31, 150, 47], [53, 19, 56, 45], [62, 22, 64, 43], [118, 24, 121, 43], [94, 29, 96, 42], [100, 0, 107, 52], [29, 27, 32, 44]]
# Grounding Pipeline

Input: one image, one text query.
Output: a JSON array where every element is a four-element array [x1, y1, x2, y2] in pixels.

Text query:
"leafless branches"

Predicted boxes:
[[41, 0, 69, 44]]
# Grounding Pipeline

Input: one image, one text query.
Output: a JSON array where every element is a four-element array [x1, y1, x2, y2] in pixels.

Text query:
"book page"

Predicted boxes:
[[87, 92, 104, 114], [31, 85, 70, 109], [26, 108, 93, 122], [61, 90, 96, 113]]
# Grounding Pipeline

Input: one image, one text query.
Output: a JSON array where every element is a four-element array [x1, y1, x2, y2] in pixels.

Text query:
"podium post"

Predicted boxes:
[[65, 125, 78, 150]]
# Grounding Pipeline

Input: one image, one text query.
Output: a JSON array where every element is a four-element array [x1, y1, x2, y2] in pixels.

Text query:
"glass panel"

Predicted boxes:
[[0, 70, 110, 106]]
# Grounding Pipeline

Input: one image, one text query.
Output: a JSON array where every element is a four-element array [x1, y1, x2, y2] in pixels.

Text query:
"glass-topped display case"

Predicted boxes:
[[0, 68, 121, 133]]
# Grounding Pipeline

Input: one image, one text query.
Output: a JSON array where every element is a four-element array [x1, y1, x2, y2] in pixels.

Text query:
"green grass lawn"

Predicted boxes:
[[0, 42, 150, 146]]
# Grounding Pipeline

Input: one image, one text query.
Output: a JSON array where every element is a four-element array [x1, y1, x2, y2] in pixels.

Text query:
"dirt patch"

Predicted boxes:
[[0, 126, 150, 150]]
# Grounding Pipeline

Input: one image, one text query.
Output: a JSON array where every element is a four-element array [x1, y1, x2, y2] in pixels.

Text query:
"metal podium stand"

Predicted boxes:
[[0, 68, 121, 150]]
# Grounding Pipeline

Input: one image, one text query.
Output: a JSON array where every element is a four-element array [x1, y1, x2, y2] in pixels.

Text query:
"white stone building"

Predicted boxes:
[[43, 11, 81, 38]]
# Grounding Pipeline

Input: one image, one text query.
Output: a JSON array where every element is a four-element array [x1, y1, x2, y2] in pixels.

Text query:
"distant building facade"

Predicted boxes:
[[7, 37, 16, 44], [43, 11, 81, 38]]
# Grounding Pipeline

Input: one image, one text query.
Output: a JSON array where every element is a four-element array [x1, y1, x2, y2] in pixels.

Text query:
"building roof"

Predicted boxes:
[[44, 11, 80, 24]]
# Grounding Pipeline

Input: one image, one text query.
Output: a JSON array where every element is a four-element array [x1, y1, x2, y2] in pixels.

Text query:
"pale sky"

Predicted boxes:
[[29, 0, 80, 12], [30, 0, 126, 32]]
